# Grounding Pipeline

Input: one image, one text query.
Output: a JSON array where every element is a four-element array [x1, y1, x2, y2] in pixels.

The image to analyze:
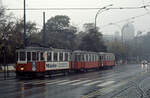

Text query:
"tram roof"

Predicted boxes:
[[16, 47, 71, 52]]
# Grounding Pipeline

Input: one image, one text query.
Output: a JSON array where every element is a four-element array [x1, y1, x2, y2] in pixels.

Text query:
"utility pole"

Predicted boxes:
[[43, 12, 46, 45], [24, 0, 27, 47]]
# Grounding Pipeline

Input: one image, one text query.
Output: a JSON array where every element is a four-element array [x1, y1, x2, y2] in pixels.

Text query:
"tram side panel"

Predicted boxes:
[[44, 51, 70, 74]]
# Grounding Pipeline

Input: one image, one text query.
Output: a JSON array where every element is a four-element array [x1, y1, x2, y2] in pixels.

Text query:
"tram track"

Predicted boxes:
[[81, 66, 150, 98], [109, 72, 150, 98]]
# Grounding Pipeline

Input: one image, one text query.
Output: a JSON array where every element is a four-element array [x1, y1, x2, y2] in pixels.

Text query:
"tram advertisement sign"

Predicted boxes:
[[45, 62, 69, 70]]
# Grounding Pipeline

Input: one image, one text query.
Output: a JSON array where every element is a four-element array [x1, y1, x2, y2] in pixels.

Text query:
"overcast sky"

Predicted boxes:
[[2, 0, 150, 35]]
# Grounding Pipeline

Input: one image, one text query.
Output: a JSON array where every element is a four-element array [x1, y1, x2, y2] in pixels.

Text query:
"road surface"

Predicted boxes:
[[0, 64, 150, 98]]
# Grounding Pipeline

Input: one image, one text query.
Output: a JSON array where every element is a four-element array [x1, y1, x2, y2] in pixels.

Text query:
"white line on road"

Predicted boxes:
[[71, 80, 92, 85], [58, 80, 81, 85], [46, 80, 69, 85], [97, 81, 115, 87], [83, 80, 102, 86]]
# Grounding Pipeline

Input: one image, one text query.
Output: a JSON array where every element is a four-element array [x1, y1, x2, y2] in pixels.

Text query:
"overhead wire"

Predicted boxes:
[[5, 5, 150, 11], [102, 12, 149, 28], [142, 0, 150, 15]]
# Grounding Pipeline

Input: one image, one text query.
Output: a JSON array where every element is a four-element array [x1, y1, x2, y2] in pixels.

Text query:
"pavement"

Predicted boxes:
[[0, 64, 150, 98]]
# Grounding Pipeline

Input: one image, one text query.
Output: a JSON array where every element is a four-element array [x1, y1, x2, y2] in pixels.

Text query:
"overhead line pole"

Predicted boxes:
[[24, 0, 27, 47], [43, 12, 46, 45]]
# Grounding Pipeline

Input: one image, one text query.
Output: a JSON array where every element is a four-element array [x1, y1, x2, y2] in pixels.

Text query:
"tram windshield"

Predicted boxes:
[[20, 51, 26, 61]]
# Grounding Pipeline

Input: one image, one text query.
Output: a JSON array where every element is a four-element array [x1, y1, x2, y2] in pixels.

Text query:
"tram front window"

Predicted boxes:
[[27, 52, 31, 61], [16, 52, 18, 61], [20, 51, 26, 61]]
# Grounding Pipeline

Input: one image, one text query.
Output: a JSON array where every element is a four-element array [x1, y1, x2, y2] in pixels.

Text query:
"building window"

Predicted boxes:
[[20, 51, 26, 61]]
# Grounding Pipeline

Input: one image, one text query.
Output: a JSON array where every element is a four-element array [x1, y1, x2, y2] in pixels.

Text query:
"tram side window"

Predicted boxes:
[[65, 53, 68, 61], [86, 55, 88, 62], [32, 52, 37, 61], [78, 55, 81, 61], [54, 52, 58, 62], [93, 55, 95, 62], [89, 55, 91, 62], [47, 52, 52, 62], [101, 56, 103, 60], [27, 52, 31, 61], [37, 52, 39, 61], [75, 55, 78, 61], [59, 53, 63, 61], [20, 52, 26, 61], [40, 52, 44, 61]]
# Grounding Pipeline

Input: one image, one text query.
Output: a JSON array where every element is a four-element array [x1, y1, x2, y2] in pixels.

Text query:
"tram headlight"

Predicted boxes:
[[21, 67, 24, 71]]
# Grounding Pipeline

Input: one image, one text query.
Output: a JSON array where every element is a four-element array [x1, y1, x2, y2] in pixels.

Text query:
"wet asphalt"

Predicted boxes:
[[0, 63, 150, 98]]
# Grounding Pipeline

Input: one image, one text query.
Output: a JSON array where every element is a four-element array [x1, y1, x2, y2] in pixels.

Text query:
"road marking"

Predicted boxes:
[[97, 81, 115, 87], [71, 80, 92, 85], [58, 80, 81, 85], [83, 80, 102, 86], [26, 79, 59, 84], [24, 81, 43, 85], [81, 81, 127, 98], [47, 80, 69, 85]]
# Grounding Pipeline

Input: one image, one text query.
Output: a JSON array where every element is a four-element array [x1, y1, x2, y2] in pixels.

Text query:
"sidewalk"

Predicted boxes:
[[0, 71, 16, 80]]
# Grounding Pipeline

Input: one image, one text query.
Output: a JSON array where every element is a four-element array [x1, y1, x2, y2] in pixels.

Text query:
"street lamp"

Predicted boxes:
[[95, 4, 113, 30]]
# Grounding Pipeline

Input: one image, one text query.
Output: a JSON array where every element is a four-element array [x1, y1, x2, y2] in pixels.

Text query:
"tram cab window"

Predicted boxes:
[[59, 53, 63, 61], [16, 52, 18, 61], [32, 52, 37, 61], [20, 51, 26, 61], [54, 52, 58, 61], [47, 52, 52, 61], [40, 52, 44, 61], [27, 52, 31, 61]]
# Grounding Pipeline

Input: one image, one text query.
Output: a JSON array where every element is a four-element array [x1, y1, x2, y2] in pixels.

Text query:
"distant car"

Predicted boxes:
[[141, 60, 148, 64]]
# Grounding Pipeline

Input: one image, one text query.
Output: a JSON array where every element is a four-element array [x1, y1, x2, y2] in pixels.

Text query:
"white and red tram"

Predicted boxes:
[[16, 47, 115, 77]]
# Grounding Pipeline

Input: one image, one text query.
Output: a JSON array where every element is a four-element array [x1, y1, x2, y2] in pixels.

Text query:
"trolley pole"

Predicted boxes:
[[24, 0, 27, 47]]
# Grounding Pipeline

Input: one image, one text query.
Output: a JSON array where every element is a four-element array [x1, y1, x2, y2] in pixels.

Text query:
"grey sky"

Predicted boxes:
[[2, 0, 150, 35]]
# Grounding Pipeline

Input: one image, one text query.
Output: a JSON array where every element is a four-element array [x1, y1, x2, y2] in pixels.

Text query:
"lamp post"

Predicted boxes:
[[95, 4, 113, 30]]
